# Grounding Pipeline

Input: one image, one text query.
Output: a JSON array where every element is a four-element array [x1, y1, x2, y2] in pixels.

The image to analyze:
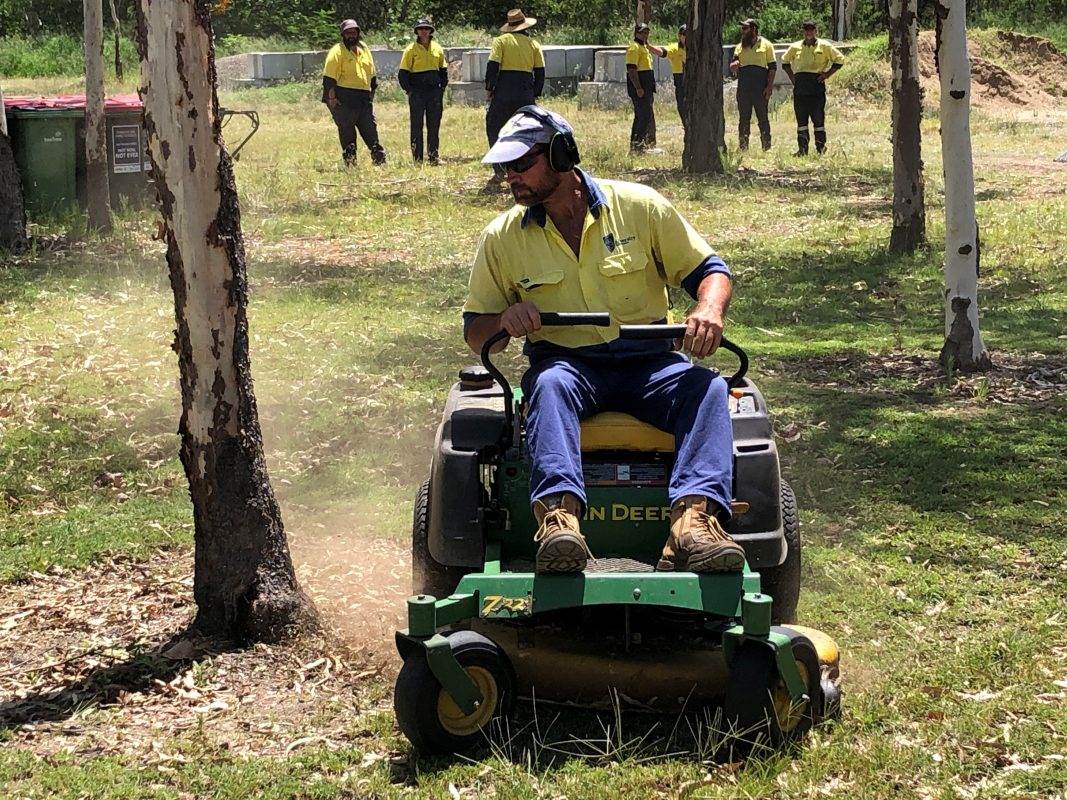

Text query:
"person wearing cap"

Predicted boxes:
[[485, 9, 545, 175], [660, 25, 687, 124], [729, 19, 777, 151], [626, 23, 667, 152], [398, 18, 448, 164], [322, 19, 387, 166], [464, 106, 744, 576], [782, 20, 846, 155]]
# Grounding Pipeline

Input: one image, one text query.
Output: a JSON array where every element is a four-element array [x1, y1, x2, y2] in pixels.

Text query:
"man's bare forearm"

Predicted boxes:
[[696, 272, 732, 317], [465, 313, 508, 354], [627, 66, 641, 90]]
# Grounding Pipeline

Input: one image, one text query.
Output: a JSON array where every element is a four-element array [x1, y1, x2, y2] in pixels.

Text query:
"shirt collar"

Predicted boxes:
[[521, 168, 607, 229]]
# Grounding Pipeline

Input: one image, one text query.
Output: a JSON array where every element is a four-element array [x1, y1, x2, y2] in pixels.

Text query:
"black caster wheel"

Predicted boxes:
[[723, 628, 821, 752], [394, 630, 515, 754]]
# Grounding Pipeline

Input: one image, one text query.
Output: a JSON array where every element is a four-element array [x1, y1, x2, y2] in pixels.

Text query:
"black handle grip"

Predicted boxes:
[[617, 324, 689, 340], [618, 326, 749, 389], [539, 312, 611, 327]]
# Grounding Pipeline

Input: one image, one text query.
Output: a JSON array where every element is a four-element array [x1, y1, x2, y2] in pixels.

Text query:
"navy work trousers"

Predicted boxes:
[[408, 87, 443, 161], [793, 77, 827, 153], [521, 350, 734, 518], [330, 98, 386, 164]]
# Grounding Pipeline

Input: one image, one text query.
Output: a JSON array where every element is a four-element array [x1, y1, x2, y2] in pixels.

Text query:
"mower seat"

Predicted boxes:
[[580, 412, 675, 453]]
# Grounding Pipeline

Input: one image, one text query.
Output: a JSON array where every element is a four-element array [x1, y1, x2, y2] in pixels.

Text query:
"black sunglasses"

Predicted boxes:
[[503, 146, 546, 174]]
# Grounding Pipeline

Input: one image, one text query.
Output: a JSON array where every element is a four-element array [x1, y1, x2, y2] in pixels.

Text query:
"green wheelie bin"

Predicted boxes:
[[7, 107, 81, 215]]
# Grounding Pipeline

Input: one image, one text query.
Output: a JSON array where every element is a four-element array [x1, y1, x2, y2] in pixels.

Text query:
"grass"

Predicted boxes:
[[1, 76, 1065, 798]]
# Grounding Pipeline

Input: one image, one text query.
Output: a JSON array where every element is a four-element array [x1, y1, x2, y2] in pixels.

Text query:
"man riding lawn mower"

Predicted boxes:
[[393, 107, 842, 754]]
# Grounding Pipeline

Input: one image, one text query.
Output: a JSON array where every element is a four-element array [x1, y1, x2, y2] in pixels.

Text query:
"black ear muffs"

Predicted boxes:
[[518, 104, 581, 172]]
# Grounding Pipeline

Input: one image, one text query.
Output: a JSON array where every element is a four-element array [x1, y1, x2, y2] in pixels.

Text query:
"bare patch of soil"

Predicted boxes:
[[0, 550, 392, 759], [917, 31, 1067, 110]]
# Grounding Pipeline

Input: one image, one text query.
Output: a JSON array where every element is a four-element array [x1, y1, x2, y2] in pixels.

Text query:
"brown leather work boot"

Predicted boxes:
[[658, 495, 746, 573], [533, 493, 592, 573]]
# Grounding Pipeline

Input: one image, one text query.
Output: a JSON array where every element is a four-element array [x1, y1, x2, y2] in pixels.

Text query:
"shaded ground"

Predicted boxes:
[[0, 548, 404, 759]]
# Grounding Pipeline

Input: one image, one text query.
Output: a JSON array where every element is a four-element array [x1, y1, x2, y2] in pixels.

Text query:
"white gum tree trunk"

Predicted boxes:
[[136, 0, 315, 641], [84, 0, 113, 232], [889, 0, 925, 253], [935, 0, 991, 372]]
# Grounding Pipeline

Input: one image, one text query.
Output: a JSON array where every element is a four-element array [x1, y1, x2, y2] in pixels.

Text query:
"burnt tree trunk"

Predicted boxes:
[[84, 0, 113, 233], [889, 0, 925, 253], [136, 0, 316, 641], [683, 0, 725, 174], [934, 0, 990, 372], [0, 84, 28, 252]]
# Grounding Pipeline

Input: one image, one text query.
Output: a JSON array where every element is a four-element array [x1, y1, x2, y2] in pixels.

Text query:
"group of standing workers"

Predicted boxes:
[[320, 12, 846, 166]]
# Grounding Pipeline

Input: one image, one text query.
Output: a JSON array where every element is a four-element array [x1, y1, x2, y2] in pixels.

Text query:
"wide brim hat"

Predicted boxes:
[[414, 17, 435, 32], [500, 8, 536, 32], [339, 19, 360, 34]]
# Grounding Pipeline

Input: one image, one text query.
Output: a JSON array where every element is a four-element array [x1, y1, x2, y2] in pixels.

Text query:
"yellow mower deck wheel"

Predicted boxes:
[[437, 666, 499, 736]]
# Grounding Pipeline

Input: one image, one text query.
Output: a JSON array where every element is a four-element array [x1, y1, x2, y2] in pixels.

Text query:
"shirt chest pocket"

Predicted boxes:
[[598, 250, 650, 319], [515, 269, 565, 301]]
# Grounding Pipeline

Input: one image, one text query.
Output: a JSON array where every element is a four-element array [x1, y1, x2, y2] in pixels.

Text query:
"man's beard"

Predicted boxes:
[[742, 30, 757, 47], [511, 172, 561, 206], [343, 36, 360, 49]]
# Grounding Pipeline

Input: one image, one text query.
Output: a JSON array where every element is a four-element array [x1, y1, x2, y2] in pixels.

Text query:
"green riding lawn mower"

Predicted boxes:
[[394, 313, 842, 754]]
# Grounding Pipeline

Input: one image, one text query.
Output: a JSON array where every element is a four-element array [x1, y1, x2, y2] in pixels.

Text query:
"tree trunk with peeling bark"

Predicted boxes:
[[0, 83, 28, 253], [84, 0, 113, 233], [889, 0, 925, 254], [935, 0, 991, 372], [683, 0, 725, 174], [136, 0, 316, 642]]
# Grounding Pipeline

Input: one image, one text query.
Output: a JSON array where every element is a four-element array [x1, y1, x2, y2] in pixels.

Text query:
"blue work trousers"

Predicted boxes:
[[521, 351, 734, 518]]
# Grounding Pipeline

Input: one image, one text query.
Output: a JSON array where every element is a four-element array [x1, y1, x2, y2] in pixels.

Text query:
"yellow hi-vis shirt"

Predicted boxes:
[[488, 33, 544, 72], [782, 39, 845, 74], [399, 40, 447, 73], [664, 43, 686, 74], [626, 41, 654, 72], [464, 171, 727, 349], [323, 42, 376, 90], [733, 36, 777, 68]]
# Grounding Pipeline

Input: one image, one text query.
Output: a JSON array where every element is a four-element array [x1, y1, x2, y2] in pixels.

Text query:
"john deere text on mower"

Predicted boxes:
[[394, 313, 842, 754]]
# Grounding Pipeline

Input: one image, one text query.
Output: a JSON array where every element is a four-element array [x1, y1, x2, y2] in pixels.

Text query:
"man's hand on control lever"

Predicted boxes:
[[682, 301, 725, 359], [499, 301, 542, 337]]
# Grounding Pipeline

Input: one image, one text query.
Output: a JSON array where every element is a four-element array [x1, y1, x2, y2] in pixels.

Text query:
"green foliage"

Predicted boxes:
[[0, 33, 138, 79]]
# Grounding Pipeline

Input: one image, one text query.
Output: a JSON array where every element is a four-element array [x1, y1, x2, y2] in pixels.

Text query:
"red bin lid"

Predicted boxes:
[[3, 93, 143, 112]]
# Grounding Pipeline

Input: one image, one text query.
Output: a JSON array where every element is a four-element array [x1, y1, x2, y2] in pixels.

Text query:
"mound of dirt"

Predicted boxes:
[[916, 29, 1067, 108]]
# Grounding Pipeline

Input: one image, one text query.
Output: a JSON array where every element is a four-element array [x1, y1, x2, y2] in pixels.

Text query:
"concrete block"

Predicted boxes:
[[576, 80, 629, 109], [563, 46, 597, 80], [462, 50, 490, 82], [253, 52, 303, 81], [216, 53, 254, 90], [595, 50, 627, 83], [653, 56, 673, 82], [370, 48, 403, 79], [448, 81, 486, 107], [300, 50, 327, 76], [541, 46, 567, 77], [543, 77, 579, 96]]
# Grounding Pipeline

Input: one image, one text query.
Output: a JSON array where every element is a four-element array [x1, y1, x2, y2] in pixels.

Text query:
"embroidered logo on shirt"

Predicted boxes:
[[603, 233, 616, 253]]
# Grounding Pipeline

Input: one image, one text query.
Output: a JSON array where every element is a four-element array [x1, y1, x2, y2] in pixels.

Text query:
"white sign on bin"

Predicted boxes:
[[111, 124, 144, 174]]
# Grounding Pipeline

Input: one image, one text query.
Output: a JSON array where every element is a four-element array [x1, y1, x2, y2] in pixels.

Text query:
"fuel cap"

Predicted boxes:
[[459, 365, 493, 390]]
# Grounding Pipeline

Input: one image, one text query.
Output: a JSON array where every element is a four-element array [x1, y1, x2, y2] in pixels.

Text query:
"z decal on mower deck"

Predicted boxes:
[[481, 595, 533, 617]]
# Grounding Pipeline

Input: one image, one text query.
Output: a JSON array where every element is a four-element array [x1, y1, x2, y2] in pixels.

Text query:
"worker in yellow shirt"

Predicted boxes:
[[398, 18, 448, 164], [660, 24, 687, 125], [729, 18, 777, 151], [781, 20, 846, 155], [321, 19, 386, 165], [626, 23, 666, 152], [485, 9, 545, 177], [465, 106, 743, 575]]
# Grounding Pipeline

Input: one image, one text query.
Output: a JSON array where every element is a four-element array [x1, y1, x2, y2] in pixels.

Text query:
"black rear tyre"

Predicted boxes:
[[393, 630, 516, 754], [722, 630, 821, 753], [758, 482, 801, 625], [412, 479, 466, 599]]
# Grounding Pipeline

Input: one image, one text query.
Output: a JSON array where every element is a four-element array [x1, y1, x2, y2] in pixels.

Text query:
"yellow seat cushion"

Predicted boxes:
[[580, 412, 675, 452]]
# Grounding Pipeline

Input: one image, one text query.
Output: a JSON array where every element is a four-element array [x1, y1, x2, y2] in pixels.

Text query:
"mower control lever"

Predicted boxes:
[[537, 312, 611, 327], [619, 325, 749, 388]]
